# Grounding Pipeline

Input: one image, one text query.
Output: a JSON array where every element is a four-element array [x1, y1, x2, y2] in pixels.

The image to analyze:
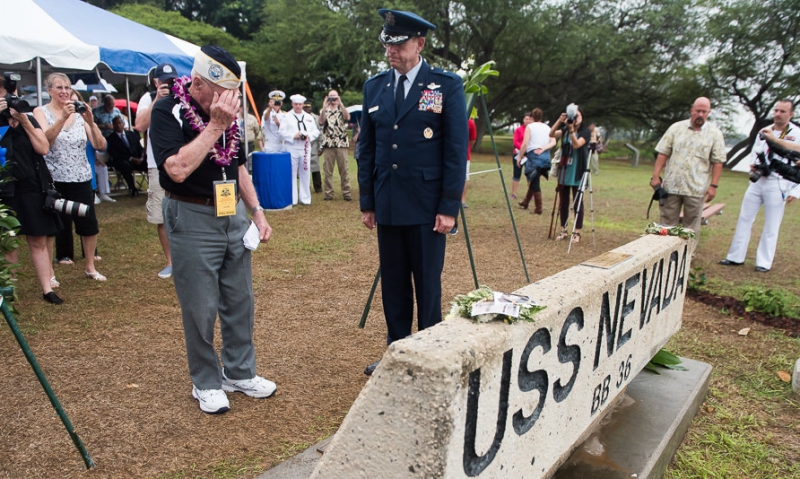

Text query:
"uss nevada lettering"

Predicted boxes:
[[461, 244, 689, 477]]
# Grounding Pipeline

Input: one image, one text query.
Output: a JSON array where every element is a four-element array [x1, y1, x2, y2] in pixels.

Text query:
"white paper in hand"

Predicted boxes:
[[243, 221, 260, 250]]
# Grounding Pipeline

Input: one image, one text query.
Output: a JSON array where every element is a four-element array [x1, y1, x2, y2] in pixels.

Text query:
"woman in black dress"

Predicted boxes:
[[1, 96, 64, 304]]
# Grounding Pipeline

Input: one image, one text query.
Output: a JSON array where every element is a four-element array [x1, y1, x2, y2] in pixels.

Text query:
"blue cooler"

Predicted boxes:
[[252, 152, 292, 210]]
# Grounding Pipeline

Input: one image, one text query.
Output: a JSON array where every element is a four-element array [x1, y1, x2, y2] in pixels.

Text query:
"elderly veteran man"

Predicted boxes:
[[651, 97, 726, 234], [150, 45, 276, 414], [261, 90, 287, 153], [358, 9, 468, 376]]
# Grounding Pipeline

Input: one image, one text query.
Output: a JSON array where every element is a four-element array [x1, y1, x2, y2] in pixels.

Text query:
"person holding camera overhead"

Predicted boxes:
[[650, 97, 725, 236], [33, 73, 107, 281], [261, 90, 286, 153], [720, 99, 800, 273], [279, 94, 320, 205], [318, 90, 352, 201], [550, 104, 591, 242], [1, 74, 64, 304]]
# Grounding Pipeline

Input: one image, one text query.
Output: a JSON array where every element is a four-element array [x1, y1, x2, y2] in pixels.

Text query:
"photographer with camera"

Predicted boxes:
[[261, 90, 286, 153], [550, 104, 591, 243], [0, 73, 64, 304], [33, 73, 107, 282], [720, 99, 800, 273], [651, 97, 726, 235], [279, 94, 319, 205], [134, 62, 179, 279], [318, 89, 352, 201]]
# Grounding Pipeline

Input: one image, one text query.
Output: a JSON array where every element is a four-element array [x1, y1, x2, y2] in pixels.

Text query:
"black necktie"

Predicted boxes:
[[120, 133, 129, 148], [395, 74, 407, 115]]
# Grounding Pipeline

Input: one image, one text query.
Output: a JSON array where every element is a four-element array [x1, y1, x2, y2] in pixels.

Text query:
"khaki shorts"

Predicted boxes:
[[146, 168, 165, 224]]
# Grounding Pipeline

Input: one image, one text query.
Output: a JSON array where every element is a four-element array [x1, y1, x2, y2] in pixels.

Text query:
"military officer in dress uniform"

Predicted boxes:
[[358, 8, 468, 375], [261, 90, 286, 153]]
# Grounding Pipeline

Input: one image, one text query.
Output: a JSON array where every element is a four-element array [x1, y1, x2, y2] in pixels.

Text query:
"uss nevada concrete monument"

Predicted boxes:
[[310, 234, 699, 478]]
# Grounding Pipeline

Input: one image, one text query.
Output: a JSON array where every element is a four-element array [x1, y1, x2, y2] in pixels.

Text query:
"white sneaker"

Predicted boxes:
[[94, 194, 101, 205], [157, 265, 173, 279], [99, 194, 116, 203], [221, 370, 277, 398], [191, 386, 230, 414]]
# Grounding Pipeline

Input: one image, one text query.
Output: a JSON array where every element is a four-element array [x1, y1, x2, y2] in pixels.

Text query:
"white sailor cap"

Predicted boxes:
[[290, 94, 307, 104]]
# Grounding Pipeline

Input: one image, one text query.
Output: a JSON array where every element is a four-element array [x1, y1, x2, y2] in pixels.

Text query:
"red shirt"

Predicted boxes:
[[468, 118, 477, 161], [513, 125, 526, 153]]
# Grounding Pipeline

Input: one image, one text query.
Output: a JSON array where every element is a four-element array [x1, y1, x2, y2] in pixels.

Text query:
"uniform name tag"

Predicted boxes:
[[213, 180, 238, 217]]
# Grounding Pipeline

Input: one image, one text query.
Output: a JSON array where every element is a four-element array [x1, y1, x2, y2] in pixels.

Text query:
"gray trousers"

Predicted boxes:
[[163, 197, 256, 389]]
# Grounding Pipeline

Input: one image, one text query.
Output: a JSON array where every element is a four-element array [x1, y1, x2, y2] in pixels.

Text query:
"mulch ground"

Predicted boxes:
[[688, 289, 800, 337]]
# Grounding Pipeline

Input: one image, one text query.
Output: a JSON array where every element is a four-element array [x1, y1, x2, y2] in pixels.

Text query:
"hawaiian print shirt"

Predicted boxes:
[[655, 119, 726, 197], [320, 107, 349, 149]]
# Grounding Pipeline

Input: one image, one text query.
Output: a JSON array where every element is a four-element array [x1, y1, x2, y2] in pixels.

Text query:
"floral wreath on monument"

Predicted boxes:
[[445, 286, 546, 324], [643, 223, 696, 240]]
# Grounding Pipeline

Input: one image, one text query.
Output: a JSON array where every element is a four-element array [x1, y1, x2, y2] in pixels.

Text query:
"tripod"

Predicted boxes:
[[566, 166, 596, 254]]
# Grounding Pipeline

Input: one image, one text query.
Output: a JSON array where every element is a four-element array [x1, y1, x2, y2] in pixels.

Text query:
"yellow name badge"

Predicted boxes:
[[213, 180, 238, 217]]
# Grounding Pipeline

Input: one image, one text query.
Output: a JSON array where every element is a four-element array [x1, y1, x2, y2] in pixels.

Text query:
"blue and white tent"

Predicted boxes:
[[0, 0, 198, 78]]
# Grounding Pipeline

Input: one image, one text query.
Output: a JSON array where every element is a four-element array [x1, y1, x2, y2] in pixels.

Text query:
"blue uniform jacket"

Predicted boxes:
[[357, 60, 468, 225]]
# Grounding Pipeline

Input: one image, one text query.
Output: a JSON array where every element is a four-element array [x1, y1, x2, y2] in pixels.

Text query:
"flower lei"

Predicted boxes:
[[644, 223, 696, 239], [172, 76, 241, 166]]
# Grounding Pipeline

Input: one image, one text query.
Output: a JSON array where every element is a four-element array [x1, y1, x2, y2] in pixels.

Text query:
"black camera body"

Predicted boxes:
[[299, 133, 308, 140], [273, 100, 282, 107], [44, 189, 89, 217], [72, 101, 87, 114], [2, 94, 31, 118], [3, 72, 20, 93], [751, 137, 800, 184]]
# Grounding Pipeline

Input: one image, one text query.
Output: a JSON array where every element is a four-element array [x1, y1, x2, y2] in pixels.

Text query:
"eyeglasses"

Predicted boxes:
[[50, 85, 71, 91]]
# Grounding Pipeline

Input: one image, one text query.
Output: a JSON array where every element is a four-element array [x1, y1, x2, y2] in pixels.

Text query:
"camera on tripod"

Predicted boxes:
[[44, 189, 90, 217]]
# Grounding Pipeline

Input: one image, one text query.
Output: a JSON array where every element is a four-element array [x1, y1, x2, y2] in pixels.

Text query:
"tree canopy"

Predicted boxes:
[[102, 0, 800, 159]]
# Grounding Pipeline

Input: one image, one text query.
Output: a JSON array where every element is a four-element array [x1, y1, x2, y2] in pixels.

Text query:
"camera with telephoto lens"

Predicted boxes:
[[44, 189, 89, 217], [750, 133, 800, 184], [2, 94, 31, 118], [273, 100, 282, 106], [565, 103, 578, 125]]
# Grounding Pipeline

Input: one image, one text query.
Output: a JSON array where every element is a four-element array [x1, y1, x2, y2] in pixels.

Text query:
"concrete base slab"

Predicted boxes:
[[793, 358, 800, 394], [554, 357, 712, 479], [258, 357, 711, 479]]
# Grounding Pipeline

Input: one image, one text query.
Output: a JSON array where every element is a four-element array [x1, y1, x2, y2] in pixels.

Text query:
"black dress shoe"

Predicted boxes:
[[42, 291, 63, 305], [719, 259, 743, 266], [755, 266, 770, 273], [364, 360, 380, 376]]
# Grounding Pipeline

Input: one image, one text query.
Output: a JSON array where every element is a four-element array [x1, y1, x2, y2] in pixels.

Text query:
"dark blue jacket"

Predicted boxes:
[[357, 59, 468, 225]]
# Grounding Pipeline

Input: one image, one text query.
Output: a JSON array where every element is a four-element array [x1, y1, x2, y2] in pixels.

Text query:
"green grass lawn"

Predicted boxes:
[[2, 151, 799, 478]]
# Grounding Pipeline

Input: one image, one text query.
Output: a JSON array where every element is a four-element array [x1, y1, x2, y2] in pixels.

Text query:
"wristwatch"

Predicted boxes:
[[250, 205, 264, 215]]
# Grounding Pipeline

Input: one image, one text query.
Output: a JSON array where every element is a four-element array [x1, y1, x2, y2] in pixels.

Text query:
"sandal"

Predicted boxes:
[[572, 232, 581, 244], [556, 229, 569, 241], [50, 276, 60, 289], [85, 270, 107, 282], [56, 257, 74, 265]]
